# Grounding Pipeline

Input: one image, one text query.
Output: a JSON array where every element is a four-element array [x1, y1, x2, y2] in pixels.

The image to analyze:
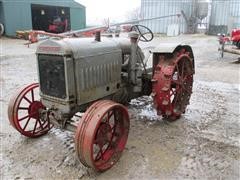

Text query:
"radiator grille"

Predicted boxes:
[[38, 55, 66, 99]]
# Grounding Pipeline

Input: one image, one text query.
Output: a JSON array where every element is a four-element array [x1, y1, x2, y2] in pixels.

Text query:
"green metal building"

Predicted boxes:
[[0, 0, 86, 36]]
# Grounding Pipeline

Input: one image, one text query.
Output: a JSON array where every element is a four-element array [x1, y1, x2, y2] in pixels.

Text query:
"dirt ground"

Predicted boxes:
[[0, 34, 239, 180]]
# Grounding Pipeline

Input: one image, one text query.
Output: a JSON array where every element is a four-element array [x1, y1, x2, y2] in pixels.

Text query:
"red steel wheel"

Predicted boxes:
[[75, 100, 130, 171], [8, 83, 52, 137], [152, 50, 194, 121]]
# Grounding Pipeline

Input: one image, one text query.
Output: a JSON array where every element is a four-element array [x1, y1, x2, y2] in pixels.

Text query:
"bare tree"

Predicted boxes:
[[102, 18, 110, 27]]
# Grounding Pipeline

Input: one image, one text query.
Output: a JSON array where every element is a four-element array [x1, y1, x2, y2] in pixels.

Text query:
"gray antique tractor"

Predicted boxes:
[[8, 25, 194, 171]]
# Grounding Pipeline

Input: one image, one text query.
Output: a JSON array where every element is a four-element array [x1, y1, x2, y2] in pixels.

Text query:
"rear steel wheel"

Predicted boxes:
[[8, 83, 52, 137], [75, 100, 129, 171], [152, 49, 194, 121]]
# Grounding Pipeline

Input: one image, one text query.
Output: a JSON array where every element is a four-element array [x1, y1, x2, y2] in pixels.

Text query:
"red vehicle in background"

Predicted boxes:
[[218, 28, 240, 49], [218, 28, 240, 58], [48, 16, 68, 33], [231, 28, 240, 48]]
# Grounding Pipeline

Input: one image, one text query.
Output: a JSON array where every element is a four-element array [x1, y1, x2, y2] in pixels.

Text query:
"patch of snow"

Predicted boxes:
[[139, 104, 160, 121]]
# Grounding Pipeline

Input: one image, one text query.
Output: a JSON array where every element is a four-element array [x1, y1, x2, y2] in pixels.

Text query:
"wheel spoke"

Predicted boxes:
[[170, 89, 176, 96], [112, 111, 118, 128], [176, 64, 180, 76], [181, 61, 185, 79], [182, 75, 189, 82], [173, 88, 181, 106], [19, 114, 29, 121], [38, 119, 44, 130], [111, 124, 115, 132], [107, 111, 114, 123], [19, 107, 29, 110], [95, 145, 104, 161], [23, 117, 31, 131], [31, 89, 35, 102], [32, 119, 38, 134], [19, 111, 38, 121], [23, 96, 32, 104], [109, 126, 116, 145], [182, 84, 192, 94]]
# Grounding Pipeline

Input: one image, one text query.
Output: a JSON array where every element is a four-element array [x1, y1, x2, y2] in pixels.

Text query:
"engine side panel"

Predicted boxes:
[[75, 50, 122, 105]]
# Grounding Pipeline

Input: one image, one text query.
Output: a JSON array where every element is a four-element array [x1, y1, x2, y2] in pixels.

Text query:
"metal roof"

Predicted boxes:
[[0, 0, 85, 9]]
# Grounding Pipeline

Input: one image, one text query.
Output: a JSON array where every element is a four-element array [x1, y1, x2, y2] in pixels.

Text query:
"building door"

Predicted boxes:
[[31, 4, 71, 33]]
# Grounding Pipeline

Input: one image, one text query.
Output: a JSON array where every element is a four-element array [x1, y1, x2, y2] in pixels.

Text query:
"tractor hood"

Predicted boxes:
[[36, 37, 132, 58]]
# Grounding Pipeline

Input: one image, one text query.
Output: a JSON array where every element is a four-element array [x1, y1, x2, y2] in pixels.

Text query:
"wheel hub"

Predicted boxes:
[[28, 101, 44, 119], [96, 123, 112, 147]]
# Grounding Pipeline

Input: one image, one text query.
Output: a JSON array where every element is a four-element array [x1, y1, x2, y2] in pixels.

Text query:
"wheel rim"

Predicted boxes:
[[152, 49, 194, 121], [8, 83, 52, 137], [75, 100, 129, 171]]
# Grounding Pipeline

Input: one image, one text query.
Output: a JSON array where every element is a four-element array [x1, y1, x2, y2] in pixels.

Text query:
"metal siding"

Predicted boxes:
[[209, 0, 240, 34], [140, 0, 193, 34], [210, 0, 229, 25], [229, 0, 240, 28], [1, 0, 86, 36], [2, 1, 32, 36], [0, 2, 3, 23], [70, 7, 86, 30], [210, 0, 240, 27]]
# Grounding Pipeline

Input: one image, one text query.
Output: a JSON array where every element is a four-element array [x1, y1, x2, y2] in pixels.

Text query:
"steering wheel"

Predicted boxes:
[[130, 25, 154, 42]]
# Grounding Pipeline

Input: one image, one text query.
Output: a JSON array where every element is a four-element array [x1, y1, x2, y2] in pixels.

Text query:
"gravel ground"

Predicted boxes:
[[0, 34, 239, 180]]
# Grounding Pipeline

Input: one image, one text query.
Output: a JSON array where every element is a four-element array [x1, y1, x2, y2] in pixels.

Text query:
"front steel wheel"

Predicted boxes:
[[75, 100, 130, 171], [8, 83, 52, 137]]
